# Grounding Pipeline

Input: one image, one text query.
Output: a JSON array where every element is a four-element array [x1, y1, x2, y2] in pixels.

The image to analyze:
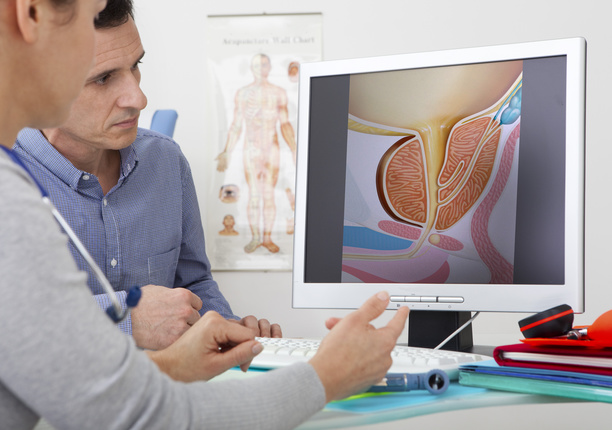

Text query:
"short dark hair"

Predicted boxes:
[[95, 0, 134, 29]]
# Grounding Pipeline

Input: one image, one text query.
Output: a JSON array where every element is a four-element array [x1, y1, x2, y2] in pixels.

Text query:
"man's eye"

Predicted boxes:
[[95, 75, 110, 85]]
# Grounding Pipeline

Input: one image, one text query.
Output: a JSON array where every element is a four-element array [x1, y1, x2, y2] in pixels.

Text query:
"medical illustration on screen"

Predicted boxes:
[[342, 61, 523, 284]]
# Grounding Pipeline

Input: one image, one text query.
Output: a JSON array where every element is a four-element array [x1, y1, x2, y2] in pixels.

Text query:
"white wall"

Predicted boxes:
[[130, 1, 612, 428], [133, 0, 610, 348]]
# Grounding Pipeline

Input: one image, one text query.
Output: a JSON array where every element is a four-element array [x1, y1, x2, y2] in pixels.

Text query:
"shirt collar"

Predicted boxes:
[[119, 142, 138, 180], [15, 128, 139, 191]]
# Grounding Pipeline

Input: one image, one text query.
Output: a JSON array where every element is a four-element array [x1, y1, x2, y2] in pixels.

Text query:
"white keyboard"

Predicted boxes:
[[251, 337, 491, 380]]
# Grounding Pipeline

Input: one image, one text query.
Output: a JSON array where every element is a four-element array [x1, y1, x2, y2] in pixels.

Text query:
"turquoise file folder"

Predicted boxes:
[[459, 360, 612, 403], [326, 383, 488, 413]]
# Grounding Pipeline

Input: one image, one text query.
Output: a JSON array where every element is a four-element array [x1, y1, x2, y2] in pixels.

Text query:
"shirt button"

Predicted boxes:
[[103, 198, 108, 206], [110, 258, 117, 267], [82, 174, 90, 180]]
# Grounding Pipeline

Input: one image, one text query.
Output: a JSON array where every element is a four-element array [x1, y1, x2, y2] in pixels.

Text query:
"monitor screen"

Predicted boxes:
[[293, 38, 586, 315]]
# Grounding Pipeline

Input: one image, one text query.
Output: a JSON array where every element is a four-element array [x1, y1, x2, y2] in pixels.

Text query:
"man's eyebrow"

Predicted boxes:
[[133, 51, 146, 67], [87, 51, 146, 84]]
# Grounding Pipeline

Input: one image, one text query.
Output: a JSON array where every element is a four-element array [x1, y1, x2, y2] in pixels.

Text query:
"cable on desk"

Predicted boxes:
[[434, 312, 481, 350]]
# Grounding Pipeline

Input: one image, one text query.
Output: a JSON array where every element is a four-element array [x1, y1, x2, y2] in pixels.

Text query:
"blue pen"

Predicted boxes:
[[367, 369, 449, 395]]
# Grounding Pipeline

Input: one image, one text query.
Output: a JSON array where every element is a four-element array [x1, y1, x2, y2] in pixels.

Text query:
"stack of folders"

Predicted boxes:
[[458, 343, 612, 403]]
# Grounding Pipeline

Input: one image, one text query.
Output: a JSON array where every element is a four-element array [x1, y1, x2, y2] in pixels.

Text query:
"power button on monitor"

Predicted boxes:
[[437, 296, 464, 303]]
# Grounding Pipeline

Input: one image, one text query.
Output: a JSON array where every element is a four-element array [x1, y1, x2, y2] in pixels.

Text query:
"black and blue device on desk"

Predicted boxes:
[[368, 370, 450, 395]]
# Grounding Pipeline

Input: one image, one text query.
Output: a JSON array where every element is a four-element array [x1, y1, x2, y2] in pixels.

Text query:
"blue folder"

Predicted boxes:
[[459, 359, 612, 403]]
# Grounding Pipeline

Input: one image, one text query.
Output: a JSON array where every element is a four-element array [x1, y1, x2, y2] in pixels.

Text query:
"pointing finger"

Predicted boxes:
[[351, 291, 390, 324]]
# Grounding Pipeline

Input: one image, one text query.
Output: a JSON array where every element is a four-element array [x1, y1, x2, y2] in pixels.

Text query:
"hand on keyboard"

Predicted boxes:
[[283, 291, 410, 402], [251, 337, 491, 381], [148, 310, 264, 382], [231, 314, 282, 338]]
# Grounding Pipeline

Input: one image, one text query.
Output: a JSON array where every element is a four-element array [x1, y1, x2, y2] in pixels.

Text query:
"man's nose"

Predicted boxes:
[[118, 75, 148, 111]]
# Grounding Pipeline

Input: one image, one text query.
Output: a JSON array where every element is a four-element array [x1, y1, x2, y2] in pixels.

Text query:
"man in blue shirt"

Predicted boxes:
[[13, 8, 281, 350]]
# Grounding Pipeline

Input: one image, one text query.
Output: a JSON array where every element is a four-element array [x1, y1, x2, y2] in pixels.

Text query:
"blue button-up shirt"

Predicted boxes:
[[15, 128, 237, 334]]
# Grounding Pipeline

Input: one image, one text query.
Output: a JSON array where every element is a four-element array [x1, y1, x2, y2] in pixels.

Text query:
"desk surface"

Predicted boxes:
[[299, 386, 576, 429], [32, 368, 590, 430], [210, 367, 581, 430]]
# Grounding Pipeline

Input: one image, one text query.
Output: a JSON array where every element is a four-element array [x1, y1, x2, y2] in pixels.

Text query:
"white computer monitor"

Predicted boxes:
[[292, 37, 586, 347]]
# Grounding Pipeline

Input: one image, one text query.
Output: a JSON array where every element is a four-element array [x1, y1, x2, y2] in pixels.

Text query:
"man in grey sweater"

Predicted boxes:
[[0, 1, 410, 428]]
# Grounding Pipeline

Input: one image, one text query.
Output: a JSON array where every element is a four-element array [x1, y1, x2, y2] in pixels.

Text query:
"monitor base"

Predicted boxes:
[[408, 310, 474, 352]]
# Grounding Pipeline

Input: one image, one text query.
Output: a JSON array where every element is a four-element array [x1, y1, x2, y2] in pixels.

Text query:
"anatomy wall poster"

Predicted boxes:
[[206, 14, 322, 270]]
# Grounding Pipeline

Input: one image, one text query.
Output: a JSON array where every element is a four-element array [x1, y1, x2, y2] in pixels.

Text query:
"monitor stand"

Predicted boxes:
[[408, 310, 474, 352]]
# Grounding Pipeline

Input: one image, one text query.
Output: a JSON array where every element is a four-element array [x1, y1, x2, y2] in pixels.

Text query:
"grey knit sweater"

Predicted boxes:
[[0, 151, 325, 430]]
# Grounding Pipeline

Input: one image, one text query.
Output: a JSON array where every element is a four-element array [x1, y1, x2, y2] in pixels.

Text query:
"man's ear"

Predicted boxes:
[[15, 0, 46, 44]]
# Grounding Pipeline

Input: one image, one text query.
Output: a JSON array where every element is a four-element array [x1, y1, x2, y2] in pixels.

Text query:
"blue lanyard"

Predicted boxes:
[[1, 145, 141, 322], [1, 145, 48, 197]]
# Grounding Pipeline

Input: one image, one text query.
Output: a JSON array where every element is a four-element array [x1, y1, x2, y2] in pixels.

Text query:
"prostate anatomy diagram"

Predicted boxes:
[[342, 61, 523, 285]]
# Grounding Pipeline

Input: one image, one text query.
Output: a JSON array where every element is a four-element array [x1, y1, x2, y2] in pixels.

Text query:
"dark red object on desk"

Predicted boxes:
[[494, 343, 612, 376], [497, 308, 612, 377]]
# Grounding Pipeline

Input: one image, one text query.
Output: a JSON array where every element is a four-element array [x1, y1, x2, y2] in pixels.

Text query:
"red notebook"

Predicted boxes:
[[494, 343, 612, 376]]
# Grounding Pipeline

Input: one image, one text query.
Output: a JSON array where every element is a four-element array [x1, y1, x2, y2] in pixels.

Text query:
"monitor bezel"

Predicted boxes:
[[292, 37, 586, 314]]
